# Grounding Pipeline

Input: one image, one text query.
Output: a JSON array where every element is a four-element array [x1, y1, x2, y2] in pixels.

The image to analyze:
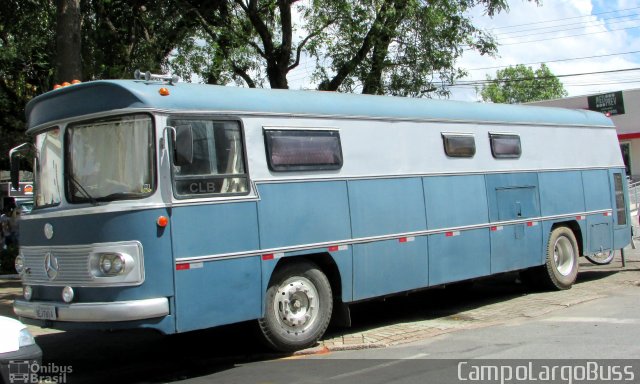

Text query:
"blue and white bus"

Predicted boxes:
[[10, 76, 631, 351]]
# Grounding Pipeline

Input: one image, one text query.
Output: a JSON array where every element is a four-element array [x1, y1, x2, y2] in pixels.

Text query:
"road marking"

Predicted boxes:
[[542, 317, 640, 324], [328, 353, 430, 380]]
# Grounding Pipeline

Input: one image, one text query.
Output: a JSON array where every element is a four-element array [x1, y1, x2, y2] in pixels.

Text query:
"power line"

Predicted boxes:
[[450, 67, 640, 87], [499, 24, 640, 45], [487, 5, 640, 31], [496, 16, 640, 40], [467, 50, 640, 71], [494, 12, 640, 38]]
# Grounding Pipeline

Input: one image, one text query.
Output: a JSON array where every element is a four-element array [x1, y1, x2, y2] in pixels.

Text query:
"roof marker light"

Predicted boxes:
[[159, 87, 170, 96]]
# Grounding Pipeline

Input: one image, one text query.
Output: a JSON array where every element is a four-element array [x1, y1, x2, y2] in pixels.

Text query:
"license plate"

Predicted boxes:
[[35, 305, 57, 320]]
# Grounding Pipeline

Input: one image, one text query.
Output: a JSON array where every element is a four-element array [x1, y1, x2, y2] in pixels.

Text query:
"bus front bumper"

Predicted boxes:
[[13, 298, 169, 322]]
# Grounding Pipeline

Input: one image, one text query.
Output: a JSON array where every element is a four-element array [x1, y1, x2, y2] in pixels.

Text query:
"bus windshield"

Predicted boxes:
[[66, 114, 155, 203]]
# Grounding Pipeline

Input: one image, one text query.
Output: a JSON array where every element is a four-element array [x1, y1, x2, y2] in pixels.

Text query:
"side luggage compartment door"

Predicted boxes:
[[487, 173, 543, 273]]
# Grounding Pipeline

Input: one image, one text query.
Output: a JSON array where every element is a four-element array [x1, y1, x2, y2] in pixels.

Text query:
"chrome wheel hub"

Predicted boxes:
[[274, 277, 319, 333], [553, 236, 575, 276]]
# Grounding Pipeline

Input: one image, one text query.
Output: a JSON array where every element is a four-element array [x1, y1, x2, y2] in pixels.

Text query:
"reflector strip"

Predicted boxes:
[[262, 252, 285, 261], [604, 212, 612, 217], [576, 215, 586, 220], [399, 236, 415, 243], [490, 226, 503, 231], [176, 264, 190, 271], [445, 231, 460, 237], [527, 221, 538, 227], [328, 245, 348, 252]]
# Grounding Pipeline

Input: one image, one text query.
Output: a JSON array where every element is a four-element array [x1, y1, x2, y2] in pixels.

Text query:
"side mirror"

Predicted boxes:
[[10, 155, 20, 191], [174, 125, 194, 166], [9, 143, 33, 190]]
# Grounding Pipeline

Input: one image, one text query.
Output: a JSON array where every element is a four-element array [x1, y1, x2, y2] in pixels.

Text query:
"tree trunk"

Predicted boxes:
[[55, 0, 82, 83]]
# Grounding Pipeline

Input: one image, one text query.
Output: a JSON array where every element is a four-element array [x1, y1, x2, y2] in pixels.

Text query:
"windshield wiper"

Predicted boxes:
[[97, 192, 142, 201], [68, 176, 99, 206]]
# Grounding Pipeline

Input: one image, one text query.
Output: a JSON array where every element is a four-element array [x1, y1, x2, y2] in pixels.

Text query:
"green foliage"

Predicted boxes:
[[310, 0, 512, 96], [0, 0, 201, 168], [172, 0, 534, 95], [479, 63, 568, 104], [82, 0, 201, 80], [0, 0, 56, 169]]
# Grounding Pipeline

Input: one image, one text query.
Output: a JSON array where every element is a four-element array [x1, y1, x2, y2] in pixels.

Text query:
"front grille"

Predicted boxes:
[[21, 245, 94, 285]]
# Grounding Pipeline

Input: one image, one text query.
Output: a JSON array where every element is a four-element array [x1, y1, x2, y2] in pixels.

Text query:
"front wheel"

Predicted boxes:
[[258, 260, 333, 352]]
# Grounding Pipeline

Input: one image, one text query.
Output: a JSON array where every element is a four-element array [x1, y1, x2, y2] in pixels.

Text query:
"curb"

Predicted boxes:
[[296, 258, 640, 354]]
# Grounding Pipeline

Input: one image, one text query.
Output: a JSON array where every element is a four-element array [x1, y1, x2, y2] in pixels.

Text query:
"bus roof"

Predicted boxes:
[[25, 80, 614, 133]]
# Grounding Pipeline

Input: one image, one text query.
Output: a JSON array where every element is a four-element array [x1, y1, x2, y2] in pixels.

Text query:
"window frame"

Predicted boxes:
[[32, 126, 63, 209], [613, 172, 627, 226], [168, 116, 250, 200], [489, 132, 522, 159], [441, 132, 476, 158], [263, 128, 344, 172], [64, 113, 157, 204]]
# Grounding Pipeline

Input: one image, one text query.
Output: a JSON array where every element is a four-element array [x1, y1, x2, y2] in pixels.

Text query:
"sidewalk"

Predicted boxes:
[[310, 247, 640, 353], [1, 248, 639, 348]]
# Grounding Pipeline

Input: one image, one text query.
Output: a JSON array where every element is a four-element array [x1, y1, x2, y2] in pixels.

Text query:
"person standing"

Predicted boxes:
[[0, 209, 9, 250]]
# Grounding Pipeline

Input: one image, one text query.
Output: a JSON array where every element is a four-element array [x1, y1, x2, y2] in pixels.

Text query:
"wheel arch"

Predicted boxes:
[[261, 253, 344, 311], [550, 220, 584, 257]]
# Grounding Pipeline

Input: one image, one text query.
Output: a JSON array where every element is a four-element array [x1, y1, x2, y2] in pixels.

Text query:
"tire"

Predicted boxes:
[[522, 226, 579, 290], [258, 260, 333, 352], [585, 250, 615, 265]]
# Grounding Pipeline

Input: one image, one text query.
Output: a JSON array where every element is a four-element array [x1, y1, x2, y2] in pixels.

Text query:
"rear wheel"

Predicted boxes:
[[585, 250, 615, 265], [522, 226, 579, 290], [258, 261, 333, 352]]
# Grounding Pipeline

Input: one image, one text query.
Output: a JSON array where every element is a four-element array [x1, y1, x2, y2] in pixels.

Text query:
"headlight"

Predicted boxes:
[[96, 253, 132, 276], [18, 328, 36, 348], [15, 254, 25, 275], [87, 242, 144, 285]]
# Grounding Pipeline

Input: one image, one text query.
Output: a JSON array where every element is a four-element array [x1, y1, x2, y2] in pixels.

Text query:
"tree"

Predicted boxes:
[[173, 0, 325, 89], [311, 0, 519, 96], [55, 0, 82, 83], [0, 0, 202, 169], [479, 63, 568, 104], [172, 0, 539, 95], [0, 0, 56, 170], [81, 0, 201, 80]]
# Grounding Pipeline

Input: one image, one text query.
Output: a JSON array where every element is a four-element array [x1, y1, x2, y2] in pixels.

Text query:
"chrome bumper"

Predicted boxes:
[[14, 298, 169, 322]]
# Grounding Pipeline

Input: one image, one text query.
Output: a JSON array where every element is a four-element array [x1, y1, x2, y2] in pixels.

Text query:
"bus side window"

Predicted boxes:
[[613, 173, 627, 225], [441, 133, 475, 158], [169, 119, 249, 197], [264, 129, 343, 172], [489, 133, 521, 159]]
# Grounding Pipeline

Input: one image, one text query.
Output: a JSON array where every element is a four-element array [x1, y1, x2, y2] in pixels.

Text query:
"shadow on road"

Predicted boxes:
[[28, 259, 638, 383]]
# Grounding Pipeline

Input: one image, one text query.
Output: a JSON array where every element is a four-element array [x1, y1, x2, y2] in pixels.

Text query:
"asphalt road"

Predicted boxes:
[[20, 257, 639, 384], [172, 284, 640, 384]]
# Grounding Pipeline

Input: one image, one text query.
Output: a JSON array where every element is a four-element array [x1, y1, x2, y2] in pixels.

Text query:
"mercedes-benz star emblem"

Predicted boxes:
[[44, 252, 59, 280]]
